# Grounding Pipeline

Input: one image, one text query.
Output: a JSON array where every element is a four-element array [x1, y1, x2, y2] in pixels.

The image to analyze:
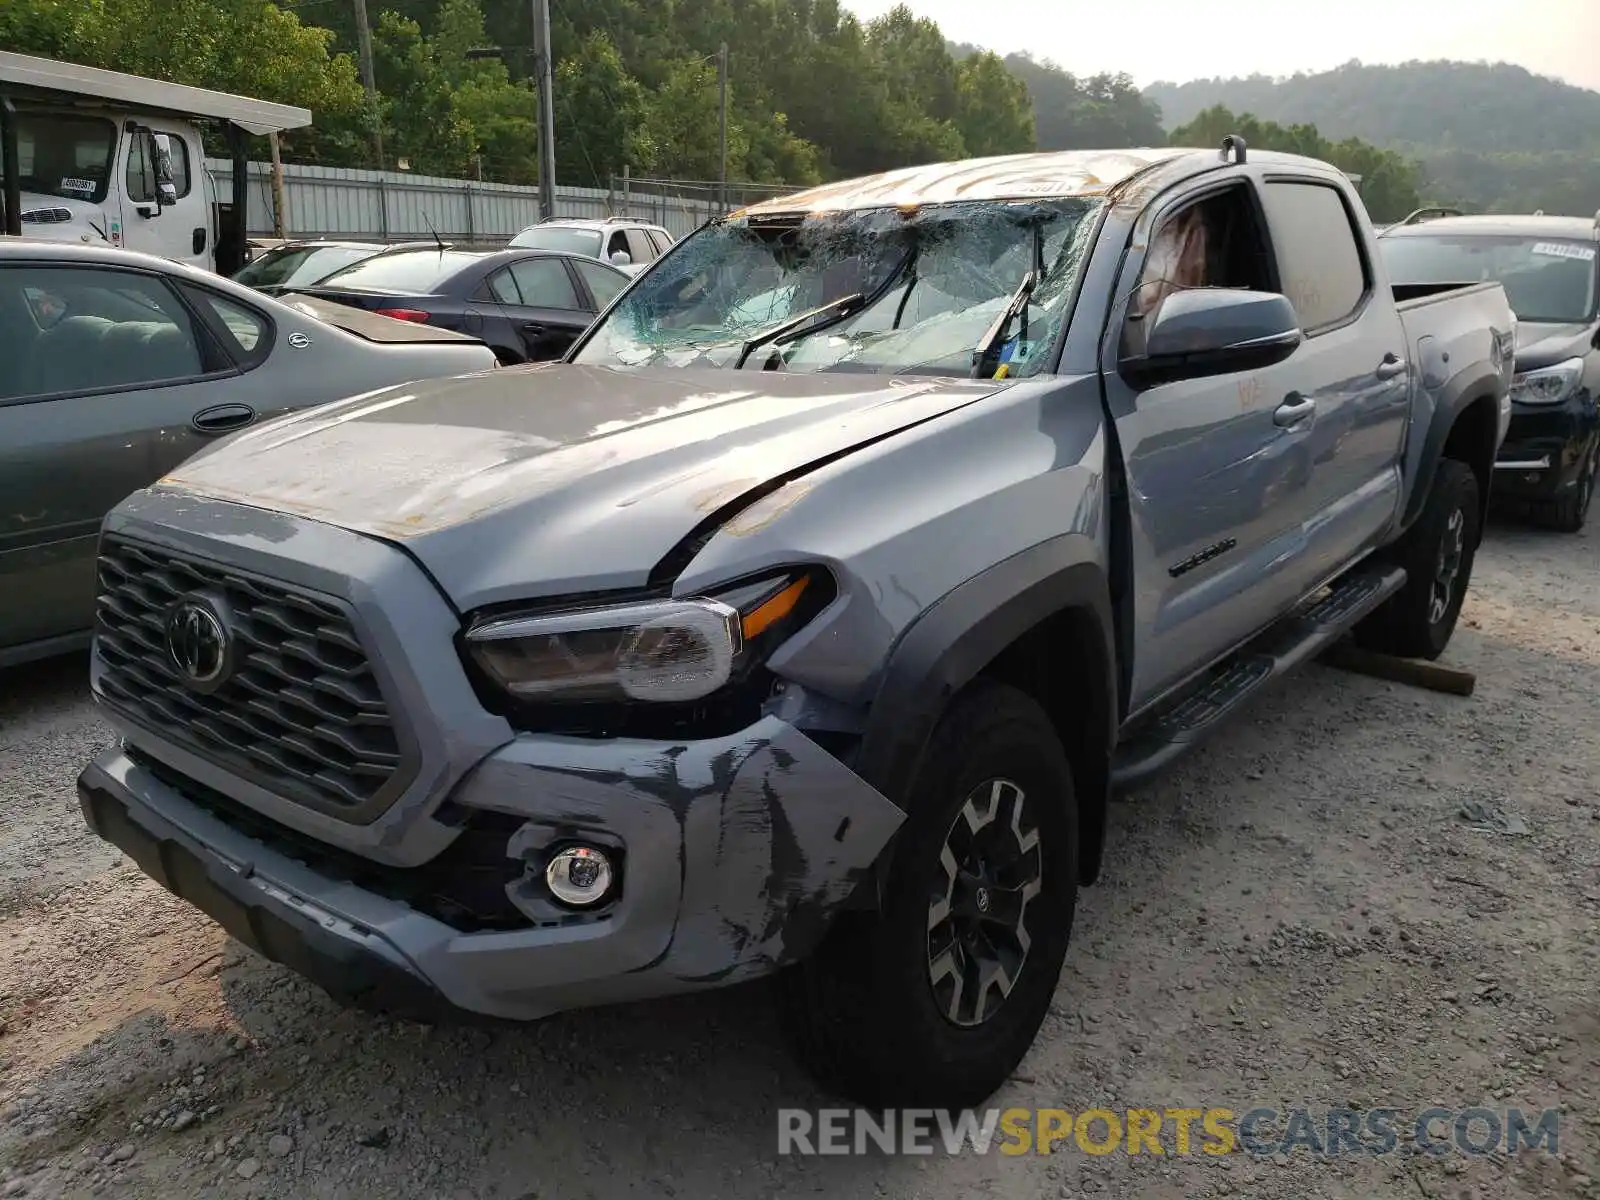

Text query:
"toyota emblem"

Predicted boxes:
[[165, 600, 229, 687]]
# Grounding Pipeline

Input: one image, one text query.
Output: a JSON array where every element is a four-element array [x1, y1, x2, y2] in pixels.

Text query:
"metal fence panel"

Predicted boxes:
[[207, 159, 803, 246]]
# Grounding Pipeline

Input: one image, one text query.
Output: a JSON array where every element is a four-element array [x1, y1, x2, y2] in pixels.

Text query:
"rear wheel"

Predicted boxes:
[[1543, 443, 1597, 533], [776, 682, 1078, 1109], [1354, 458, 1480, 660]]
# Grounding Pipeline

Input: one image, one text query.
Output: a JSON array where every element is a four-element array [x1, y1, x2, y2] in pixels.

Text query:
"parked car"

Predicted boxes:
[[0, 239, 497, 669], [288, 245, 629, 364], [231, 239, 440, 296], [1380, 212, 1600, 530], [507, 216, 673, 275], [78, 141, 1514, 1110]]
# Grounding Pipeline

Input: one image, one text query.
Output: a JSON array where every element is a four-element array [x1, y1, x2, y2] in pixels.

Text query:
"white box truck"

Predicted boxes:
[[0, 51, 311, 275]]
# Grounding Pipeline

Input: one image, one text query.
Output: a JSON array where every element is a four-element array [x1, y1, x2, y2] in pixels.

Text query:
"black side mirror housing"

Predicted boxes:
[[1120, 288, 1303, 388]]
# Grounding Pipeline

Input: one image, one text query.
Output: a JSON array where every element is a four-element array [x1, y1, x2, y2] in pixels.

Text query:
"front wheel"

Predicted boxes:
[[776, 682, 1078, 1109], [1354, 458, 1481, 660]]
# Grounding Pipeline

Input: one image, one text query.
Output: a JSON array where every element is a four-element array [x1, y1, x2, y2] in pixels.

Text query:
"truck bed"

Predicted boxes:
[[1392, 279, 1501, 309]]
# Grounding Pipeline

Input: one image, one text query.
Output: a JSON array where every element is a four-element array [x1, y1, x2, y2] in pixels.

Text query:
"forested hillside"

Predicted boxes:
[[3, 1, 1594, 216], [1146, 61, 1600, 213], [1, 0, 1081, 187]]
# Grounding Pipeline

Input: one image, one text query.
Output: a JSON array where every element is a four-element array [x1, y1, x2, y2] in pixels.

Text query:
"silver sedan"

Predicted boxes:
[[0, 239, 498, 668]]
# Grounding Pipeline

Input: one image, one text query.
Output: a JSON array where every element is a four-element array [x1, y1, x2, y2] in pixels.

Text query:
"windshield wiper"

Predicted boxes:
[[733, 292, 866, 369], [971, 269, 1038, 379]]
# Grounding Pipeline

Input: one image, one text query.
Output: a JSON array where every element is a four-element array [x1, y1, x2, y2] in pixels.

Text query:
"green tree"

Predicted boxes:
[[1170, 105, 1423, 223], [868, 4, 959, 123], [636, 56, 750, 181], [371, 11, 473, 176], [551, 30, 650, 188], [954, 51, 1034, 157]]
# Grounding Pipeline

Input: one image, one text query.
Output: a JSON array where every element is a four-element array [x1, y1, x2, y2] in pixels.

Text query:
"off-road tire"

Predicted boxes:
[[1354, 458, 1480, 660], [1543, 443, 1597, 534], [775, 682, 1078, 1110]]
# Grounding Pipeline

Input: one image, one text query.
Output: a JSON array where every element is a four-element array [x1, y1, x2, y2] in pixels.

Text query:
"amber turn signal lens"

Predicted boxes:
[[740, 575, 810, 639]]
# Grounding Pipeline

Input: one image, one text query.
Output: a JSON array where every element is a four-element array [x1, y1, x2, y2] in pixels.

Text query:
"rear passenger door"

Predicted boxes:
[[0, 262, 240, 654], [493, 256, 594, 361], [1256, 177, 1410, 571]]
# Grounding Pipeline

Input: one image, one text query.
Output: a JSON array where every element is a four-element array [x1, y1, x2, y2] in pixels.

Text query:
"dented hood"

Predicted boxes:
[[158, 363, 1001, 609]]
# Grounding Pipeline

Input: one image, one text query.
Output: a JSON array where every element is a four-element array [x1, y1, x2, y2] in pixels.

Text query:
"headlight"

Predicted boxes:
[[464, 571, 818, 705], [1509, 357, 1585, 406]]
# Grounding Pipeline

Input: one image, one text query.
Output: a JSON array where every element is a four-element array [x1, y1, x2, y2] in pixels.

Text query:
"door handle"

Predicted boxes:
[[1375, 354, 1408, 381], [520, 322, 546, 336], [1273, 393, 1316, 428], [191, 402, 256, 435]]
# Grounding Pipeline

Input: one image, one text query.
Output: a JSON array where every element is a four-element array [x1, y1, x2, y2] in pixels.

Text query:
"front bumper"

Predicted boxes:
[[1492, 395, 1598, 501], [79, 719, 904, 1022]]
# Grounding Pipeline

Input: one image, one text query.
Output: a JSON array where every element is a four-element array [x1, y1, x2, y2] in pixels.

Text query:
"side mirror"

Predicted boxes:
[[609, 249, 632, 267], [1121, 289, 1302, 387]]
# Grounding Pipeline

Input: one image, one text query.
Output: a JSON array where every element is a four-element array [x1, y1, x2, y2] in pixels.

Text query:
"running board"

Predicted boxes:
[[1111, 565, 1407, 791]]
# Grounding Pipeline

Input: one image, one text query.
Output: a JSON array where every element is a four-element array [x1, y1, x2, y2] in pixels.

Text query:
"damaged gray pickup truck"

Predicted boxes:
[[78, 140, 1515, 1109]]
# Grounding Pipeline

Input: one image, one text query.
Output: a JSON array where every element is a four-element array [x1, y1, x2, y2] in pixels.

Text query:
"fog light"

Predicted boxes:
[[544, 845, 615, 907]]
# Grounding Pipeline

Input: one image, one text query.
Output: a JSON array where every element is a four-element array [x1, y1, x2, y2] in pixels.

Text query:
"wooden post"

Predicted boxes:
[[268, 132, 287, 239], [1318, 642, 1477, 697]]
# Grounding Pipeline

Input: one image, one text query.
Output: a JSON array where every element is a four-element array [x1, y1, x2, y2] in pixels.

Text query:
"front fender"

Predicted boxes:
[[852, 539, 1119, 881]]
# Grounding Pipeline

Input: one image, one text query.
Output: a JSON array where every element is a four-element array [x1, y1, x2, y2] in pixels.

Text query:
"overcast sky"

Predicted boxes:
[[844, 0, 1600, 92]]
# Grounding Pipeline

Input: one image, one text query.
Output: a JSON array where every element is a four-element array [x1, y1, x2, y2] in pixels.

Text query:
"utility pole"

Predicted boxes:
[[352, 0, 384, 169], [717, 42, 728, 213], [268, 131, 287, 238], [531, 0, 556, 219]]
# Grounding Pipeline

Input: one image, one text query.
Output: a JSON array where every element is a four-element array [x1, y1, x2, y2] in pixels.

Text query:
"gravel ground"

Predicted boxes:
[[1, 517, 1597, 1200]]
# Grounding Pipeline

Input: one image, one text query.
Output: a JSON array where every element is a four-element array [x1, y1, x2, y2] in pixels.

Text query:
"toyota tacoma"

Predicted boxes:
[[78, 140, 1515, 1109]]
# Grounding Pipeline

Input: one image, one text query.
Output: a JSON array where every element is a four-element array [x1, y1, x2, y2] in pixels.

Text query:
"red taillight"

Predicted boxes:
[[375, 308, 429, 323]]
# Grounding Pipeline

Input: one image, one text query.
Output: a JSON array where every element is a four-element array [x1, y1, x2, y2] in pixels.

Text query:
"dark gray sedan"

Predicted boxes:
[[0, 239, 498, 668]]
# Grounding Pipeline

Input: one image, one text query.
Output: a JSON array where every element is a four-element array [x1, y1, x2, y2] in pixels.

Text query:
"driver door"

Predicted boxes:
[[1101, 175, 1323, 710]]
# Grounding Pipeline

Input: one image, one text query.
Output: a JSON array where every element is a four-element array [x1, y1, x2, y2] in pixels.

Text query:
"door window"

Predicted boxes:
[[1260, 181, 1369, 332], [125, 131, 157, 204], [0, 266, 207, 402], [625, 228, 656, 263], [508, 258, 581, 310], [1124, 183, 1275, 355], [574, 260, 626, 309], [647, 229, 674, 256]]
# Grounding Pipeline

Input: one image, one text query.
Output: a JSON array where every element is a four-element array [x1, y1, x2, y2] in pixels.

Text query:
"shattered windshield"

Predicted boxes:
[[571, 198, 1103, 377]]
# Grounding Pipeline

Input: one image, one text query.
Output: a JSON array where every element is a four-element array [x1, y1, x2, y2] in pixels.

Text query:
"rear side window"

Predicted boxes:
[[509, 258, 580, 309], [1261, 181, 1369, 331], [484, 268, 520, 304], [625, 229, 655, 263], [648, 229, 673, 256], [194, 292, 269, 357], [574, 260, 626, 308]]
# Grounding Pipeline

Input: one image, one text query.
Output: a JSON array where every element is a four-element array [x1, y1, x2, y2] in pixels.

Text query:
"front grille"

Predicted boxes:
[[95, 537, 407, 817], [21, 207, 73, 224]]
